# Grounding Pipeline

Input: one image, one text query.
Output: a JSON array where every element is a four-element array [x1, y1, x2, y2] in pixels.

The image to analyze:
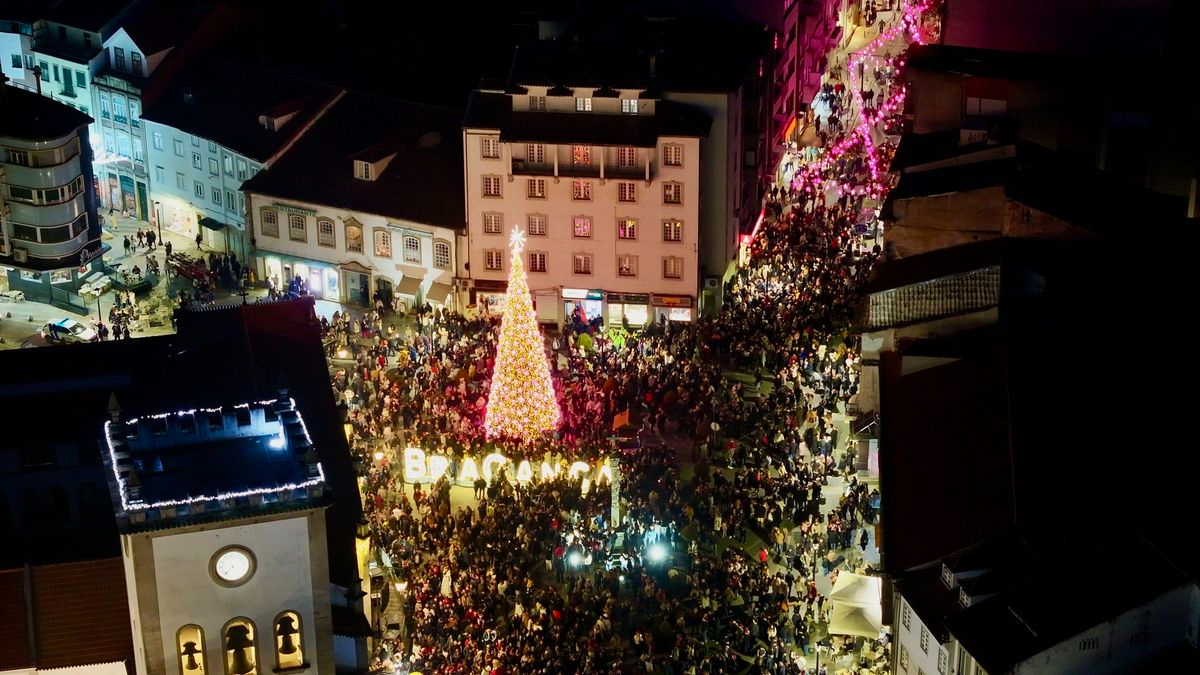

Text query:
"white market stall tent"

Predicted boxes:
[[828, 572, 884, 638]]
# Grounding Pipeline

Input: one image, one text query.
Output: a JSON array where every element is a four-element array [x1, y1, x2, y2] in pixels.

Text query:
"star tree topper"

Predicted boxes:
[[509, 226, 526, 254]]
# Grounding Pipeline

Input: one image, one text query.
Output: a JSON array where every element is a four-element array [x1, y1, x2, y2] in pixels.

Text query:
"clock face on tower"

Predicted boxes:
[[210, 546, 256, 587]]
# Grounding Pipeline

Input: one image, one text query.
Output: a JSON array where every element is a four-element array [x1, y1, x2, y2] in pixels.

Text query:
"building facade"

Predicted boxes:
[[773, 0, 842, 157], [1, 76, 103, 303], [141, 62, 341, 260], [246, 195, 460, 310], [241, 91, 465, 310], [0, 19, 38, 92], [463, 87, 705, 325], [89, 23, 174, 221], [143, 119, 263, 256]]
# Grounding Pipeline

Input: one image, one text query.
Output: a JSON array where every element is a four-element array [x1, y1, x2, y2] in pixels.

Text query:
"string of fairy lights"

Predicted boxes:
[[793, 0, 940, 202], [482, 227, 562, 442]]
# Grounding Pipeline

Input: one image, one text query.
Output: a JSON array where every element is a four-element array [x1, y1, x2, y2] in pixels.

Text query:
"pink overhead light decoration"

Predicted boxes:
[[792, 0, 939, 199]]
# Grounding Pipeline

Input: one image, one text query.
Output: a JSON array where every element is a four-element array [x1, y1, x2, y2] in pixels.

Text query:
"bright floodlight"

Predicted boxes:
[[268, 437, 285, 449], [648, 544, 667, 562], [568, 551, 582, 567]]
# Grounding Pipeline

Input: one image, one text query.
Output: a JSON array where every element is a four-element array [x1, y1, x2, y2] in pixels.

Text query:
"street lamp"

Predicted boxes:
[[153, 200, 162, 242]]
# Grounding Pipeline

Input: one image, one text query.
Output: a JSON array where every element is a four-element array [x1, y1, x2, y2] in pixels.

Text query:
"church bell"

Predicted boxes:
[[225, 625, 255, 675], [276, 617, 299, 655], [181, 641, 202, 671]]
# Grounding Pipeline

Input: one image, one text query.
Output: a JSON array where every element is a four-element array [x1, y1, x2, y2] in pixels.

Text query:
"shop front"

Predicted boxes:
[[156, 196, 196, 237], [471, 279, 508, 316], [651, 294, 694, 322], [562, 287, 604, 327], [606, 293, 650, 327], [257, 251, 343, 302]]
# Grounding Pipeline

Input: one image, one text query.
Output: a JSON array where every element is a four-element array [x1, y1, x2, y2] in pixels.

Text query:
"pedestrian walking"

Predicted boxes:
[[136, 229, 145, 249], [147, 230, 156, 250], [195, 231, 203, 249], [122, 236, 131, 256], [165, 240, 172, 257]]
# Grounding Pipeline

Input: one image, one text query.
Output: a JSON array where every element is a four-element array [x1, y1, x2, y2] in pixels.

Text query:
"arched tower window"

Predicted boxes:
[[273, 611, 305, 670], [177, 625, 207, 675], [222, 618, 258, 675]]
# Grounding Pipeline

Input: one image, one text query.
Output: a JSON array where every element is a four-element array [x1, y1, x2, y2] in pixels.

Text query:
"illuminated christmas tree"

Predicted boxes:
[[484, 228, 561, 442]]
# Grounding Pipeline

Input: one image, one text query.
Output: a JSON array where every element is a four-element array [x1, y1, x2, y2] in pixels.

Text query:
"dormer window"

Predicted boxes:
[[258, 105, 299, 132], [621, 98, 638, 114], [958, 588, 971, 608], [529, 96, 546, 111], [941, 564, 956, 588], [575, 97, 592, 112], [353, 152, 396, 181]]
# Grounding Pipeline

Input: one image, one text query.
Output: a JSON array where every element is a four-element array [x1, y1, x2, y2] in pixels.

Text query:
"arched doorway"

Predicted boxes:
[[374, 277, 393, 309]]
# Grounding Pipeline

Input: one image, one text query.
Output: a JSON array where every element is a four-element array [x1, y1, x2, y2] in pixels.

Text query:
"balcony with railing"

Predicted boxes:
[[511, 158, 653, 181]]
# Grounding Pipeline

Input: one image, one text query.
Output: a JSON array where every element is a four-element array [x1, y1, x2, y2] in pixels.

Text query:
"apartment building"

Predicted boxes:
[[0, 75, 102, 302], [463, 77, 707, 325]]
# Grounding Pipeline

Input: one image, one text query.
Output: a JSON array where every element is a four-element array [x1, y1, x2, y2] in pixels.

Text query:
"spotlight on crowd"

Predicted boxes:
[[373, 450, 385, 461], [568, 551, 582, 567], [336, 348, 348, 359], [648, 544, 667, 563]]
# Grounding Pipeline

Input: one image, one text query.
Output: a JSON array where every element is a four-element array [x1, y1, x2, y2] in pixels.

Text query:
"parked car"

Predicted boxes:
[[0, 289, 25, 302], [41, 317, 99, 344]]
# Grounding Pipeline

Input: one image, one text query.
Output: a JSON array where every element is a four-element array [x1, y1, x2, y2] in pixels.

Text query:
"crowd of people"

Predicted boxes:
[[320, 5, 929, 672]]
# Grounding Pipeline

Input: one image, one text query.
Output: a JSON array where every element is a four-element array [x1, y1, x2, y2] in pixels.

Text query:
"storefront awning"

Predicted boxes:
[[198, 217, 227, 231], [426, 282, 453, 305], [396, 275, 422, 297]]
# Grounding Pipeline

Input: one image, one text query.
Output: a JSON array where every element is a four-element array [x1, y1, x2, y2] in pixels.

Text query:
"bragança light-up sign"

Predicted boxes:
[[401, 447, 612, 489]]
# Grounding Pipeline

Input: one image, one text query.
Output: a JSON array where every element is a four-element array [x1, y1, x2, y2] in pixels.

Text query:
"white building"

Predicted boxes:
[[892, 533, 1200, 675], [462, 64, 710, 325], [1, 76, 104, 303], [104, 399, 336, 675], [0, 18, 38, 92], [88, 8, 185, 222], [243, 92, 464, 309], [141, 60, 341, 259], [25, 0, 146, 155]]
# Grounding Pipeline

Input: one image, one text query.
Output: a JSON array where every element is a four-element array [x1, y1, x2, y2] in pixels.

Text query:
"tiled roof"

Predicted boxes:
[[0, 559, 133, 671], [140, 60, 341, 163], [0, 568, 32, 669], [240, 91, 465, 229], [866, 265, 1000, 330]]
